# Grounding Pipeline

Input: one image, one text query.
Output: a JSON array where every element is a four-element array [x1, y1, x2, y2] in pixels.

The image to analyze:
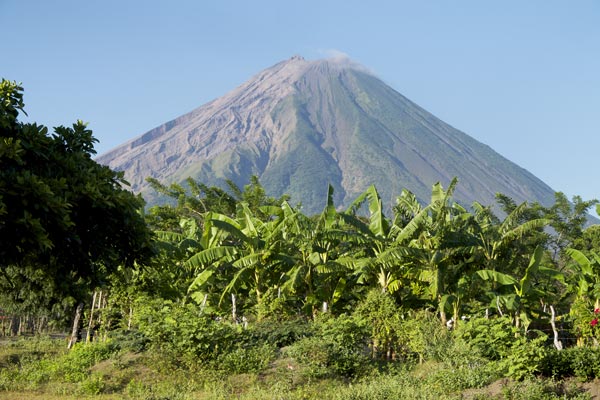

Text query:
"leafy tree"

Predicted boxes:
[[537, 192, 598, 264], [0, 79, 153, 309]]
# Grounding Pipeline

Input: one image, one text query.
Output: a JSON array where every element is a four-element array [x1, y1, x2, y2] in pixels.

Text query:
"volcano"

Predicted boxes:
[[97, 56, 555, 214]]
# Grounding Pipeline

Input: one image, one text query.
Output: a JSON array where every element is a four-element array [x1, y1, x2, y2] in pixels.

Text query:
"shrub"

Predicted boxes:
[[78, 373, 105, 395], [288, 314, 371, 378], [539, 348, 576, 379], [243, 318, 312, 348], [455, 316, 518, 361], [218, 343, 277, 374], [500, 335, 549, 381], [399, 310, 452, 363], [52, 340, 118, 382], [544, 346, 600, 381], [109, 328, 150, 353], [0, 339, 117, 392], [354, 289, 403, 360], [135, 300, 238, 363]]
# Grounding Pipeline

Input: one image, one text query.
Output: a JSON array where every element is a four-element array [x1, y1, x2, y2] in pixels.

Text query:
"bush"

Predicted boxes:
[[571, 346, 600, 381], [288, 314, 371, 378], [399, 310, 452, 363], [500, 335, 549, 381], [79, 373, 105, 395], [540, 346, 600, 381], [455, 316, 518, 361], [539, 348, 576, 379], [52, 340, 118, 382], [218, 343, 277, 374], [243, 318, 312, 348], [0, 339, 117, 392], [354, 289, 403, 360], [109, 328, 150, 353], [135, 300, 238, 363]]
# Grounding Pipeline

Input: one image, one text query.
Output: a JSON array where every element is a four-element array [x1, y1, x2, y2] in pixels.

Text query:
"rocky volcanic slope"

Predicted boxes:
[[97, 56, 556, 215]]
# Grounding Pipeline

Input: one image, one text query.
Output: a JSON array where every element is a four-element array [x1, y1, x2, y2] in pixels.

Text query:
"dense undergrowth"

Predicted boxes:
[[1, 305, 598, 400]]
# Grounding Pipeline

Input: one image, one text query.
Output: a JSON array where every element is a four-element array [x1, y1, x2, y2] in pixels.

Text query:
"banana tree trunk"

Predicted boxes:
[[68, 303, 84, 349], [231, 293, 237, 323], [86, 291, 98, 343], [127, 305, 133, 330], [550, 305, 563, 350]]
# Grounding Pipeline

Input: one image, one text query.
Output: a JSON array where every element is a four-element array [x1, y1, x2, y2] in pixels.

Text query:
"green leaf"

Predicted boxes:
[[566, 248, 593, 275], [187, 265, 217, 294], [184, 246, 238, 270], [518, 245, 544, 297], [155, 230, 185, 243], [475, 269, 517, 286]]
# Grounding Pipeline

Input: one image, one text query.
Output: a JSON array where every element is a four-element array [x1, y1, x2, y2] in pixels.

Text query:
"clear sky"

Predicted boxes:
[[2, 1, 599, 204]]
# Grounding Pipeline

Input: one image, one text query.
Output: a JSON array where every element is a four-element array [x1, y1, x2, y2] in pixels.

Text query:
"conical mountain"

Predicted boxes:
[[97, 56, 556, 214]]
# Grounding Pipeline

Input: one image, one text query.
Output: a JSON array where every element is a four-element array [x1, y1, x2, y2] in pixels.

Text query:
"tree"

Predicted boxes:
[[0, 79, 153, 309], [537, 192, 598, 265]]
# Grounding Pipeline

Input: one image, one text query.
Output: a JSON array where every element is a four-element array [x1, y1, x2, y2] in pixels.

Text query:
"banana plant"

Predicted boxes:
[[343, 185, 404, 293], [475, 246, 564, 328], [470, 200, 550, 274], [566, 248, 600, 306], [185, 202, 294, 313], [405, 179, 476, 324], [565, 248, 600, 345], [281, 185, 364, 314]]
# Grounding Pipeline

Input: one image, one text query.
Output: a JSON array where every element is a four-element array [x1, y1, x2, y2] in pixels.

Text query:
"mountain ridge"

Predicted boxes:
[[97, 56, 556, 214]]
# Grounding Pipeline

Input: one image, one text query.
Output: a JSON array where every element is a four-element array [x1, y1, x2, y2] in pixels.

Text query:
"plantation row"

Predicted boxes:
[[136, 176, 600, 343]]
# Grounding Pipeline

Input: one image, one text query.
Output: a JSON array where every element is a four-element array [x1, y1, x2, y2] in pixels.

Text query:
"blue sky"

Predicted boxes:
[[2, 1, 599, 204]]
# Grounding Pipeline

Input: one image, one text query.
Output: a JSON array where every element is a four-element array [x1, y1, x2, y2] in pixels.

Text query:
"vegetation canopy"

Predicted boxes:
[[0, 79, 153, 313]]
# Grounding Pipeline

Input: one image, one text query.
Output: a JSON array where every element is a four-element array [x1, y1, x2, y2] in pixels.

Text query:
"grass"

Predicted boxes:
[[0, 335, 595, 399]]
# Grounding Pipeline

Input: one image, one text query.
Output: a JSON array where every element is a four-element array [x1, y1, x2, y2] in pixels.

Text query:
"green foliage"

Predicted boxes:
[[569, 297, 600, 345], [540, 348, 576, 380], [0, 79, 153, 310], [457, 316, 550, 380], [399, 310, 452, 363], [244, 318, 312, 348], [0, 339, 117, 392], [134, 299, 238, 363], [78, 372, 106, 395], [254, 287, 299, 320], [500, 335, 549, 381], [422, 362, 498, 394], [456, 316, 519, 360], [569, 346, 600, 381], [288, 314, 371, 378], [50, 341, 118, 383], [108, 328, 150, 353], [501, 379, 591, 400], [540, 347, 600, 381], [218, 342, 276, 374], [354, 289, 402, 359], [539, 192, 598, 263]]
